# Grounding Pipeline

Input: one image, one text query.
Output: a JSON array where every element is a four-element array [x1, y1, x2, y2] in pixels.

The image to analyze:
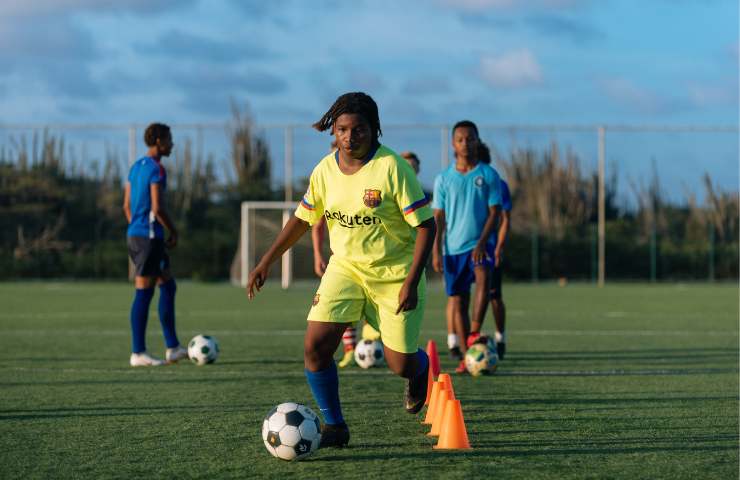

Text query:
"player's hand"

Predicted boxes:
[[396, 281, 418, 314], [432, 252, 443, 273], [166, 230, 178, 249], [494, 247, 503, 267], [246, 264, 269, 299], [314, 256, 327, 278], [472, 244, 488, 264]]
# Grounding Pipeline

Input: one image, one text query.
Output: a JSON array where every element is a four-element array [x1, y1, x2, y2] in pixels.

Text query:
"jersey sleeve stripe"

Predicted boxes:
[[300, 197, 315, 211], [403, 197, 430, 215]]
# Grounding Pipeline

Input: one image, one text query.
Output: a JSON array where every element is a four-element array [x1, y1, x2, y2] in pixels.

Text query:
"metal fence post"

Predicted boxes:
[[531, 225, 539, 283], [597, 126, 606, 287], [284, 126, 293, 202], [708, 224, 715, 282], [441, 126, 449, 169], [650, 223, 657, 282]]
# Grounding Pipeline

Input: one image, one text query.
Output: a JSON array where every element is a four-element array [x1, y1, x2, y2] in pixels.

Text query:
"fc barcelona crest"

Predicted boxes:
[[363, 189, 382, 208]]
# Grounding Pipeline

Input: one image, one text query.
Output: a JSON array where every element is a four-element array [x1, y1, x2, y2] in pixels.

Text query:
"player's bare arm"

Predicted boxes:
[[123, 182, 132, 223], [494, 210, 510, 267], [472, 205, 500, 264], [432, 209, 445, 273], [150, 182, 178, 249], [396, 217, 436, 314], [247, 216, 310, 299]]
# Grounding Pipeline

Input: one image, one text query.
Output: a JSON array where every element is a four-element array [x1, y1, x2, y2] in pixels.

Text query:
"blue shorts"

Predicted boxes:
[[443, 245, 495, 296]]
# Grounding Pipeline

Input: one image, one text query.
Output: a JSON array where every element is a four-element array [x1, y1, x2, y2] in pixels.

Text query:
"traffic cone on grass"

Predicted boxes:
[[433, 399, 471, 450], [437, 373, 455, 400], [426, 339, 440, 377], [428, 390, 451, 436], [423, 381, 442, 424]]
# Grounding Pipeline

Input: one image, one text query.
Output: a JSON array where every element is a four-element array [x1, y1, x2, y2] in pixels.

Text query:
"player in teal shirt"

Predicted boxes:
[[432, 120, 502, 373]]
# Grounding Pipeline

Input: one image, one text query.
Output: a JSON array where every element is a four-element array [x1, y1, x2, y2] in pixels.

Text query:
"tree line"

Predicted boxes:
[[1, 111, 737, 281]]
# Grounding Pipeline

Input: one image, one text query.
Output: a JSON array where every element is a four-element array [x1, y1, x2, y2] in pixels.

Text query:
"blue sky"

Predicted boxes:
[[0, 0, 736, 126]]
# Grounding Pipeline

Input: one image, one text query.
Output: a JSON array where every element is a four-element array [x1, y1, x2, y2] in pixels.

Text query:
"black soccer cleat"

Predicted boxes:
[[449, 346, 462, 360], [319, 423, 350, 448], [404, 361, 429, 414], [497, 342, 506, 360]]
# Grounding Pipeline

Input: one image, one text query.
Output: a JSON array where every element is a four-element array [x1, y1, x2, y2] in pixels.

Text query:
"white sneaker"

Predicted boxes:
[[165, 345, 188, 364], [130, 351, 165, 367]]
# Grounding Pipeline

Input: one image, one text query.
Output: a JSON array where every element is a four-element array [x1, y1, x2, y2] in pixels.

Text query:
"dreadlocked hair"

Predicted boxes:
[[312, 92, 382, 140]]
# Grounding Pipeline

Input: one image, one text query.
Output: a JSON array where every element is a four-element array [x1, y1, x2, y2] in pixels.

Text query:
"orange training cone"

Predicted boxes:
[[423, 381, 442, 424], [437, 373, 456, 400], [426, 339, 440, 377], [424, 362, 435, 405], [433, 399, 471, 450], [427, 390, 450, 437]]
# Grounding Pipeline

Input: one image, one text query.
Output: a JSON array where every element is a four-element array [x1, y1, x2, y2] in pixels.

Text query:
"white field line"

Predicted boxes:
[[0, 328, 737, 337]]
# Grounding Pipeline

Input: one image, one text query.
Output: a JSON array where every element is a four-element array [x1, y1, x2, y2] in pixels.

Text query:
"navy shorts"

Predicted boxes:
[[443, 244, 495, 296], [127, 237, 170, 277]]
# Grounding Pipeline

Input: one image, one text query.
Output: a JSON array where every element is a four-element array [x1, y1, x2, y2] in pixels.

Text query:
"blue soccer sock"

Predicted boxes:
[[415, 348, 429, 378], [130, 288, 154, 353], [305, 362, 345, 426], [158, 279, 179, 348]]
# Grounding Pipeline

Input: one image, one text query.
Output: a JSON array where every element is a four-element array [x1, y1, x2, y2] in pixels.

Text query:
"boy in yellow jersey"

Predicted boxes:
[[247, 92, 436, 448]]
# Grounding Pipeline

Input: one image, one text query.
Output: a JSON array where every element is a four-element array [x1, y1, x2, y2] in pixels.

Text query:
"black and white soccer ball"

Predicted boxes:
[[188, 334, 219, 365], [354, 339, 384, 369], [262, 402, 321, 461]]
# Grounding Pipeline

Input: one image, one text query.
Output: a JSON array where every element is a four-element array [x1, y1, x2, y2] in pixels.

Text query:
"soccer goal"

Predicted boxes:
[[237, 201, 297, 289]]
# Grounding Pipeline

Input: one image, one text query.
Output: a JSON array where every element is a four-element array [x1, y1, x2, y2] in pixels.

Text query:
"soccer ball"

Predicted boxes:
[[482, 335, 499, 373], [354, 339, 384, 369], [188, 334, 219, 365], [465, 343, 493, 376], [262, 402, 321, 461]]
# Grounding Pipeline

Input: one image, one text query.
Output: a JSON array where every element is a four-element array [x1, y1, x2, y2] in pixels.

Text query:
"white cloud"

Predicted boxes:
[[687, 82, 738, 108], [479, 49, 543, 88]]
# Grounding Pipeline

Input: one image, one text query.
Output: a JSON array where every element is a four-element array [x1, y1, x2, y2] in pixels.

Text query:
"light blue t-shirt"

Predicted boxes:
[[127, 156, 166, 239], [432, 162, 502, 255]]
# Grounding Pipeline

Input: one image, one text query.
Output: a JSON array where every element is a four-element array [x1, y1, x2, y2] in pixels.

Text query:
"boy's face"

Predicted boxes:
[[452, 126, 479, 160], [334, 113, 373, 160], [158, 133, 174, 157]]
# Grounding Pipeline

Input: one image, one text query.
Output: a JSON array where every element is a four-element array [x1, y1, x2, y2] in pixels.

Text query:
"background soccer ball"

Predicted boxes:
[[354, 339, 384, 369], [465, 343, 492, 376], [262, 402, 321, 461], [188, 334, 219, 365]]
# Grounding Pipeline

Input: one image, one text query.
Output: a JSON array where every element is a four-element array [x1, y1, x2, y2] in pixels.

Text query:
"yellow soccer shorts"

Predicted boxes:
[[307, 258, 426, 354]]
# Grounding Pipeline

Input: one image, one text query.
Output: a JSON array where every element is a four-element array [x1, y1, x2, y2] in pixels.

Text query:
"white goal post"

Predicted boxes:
[[239, 201, 297, 289]]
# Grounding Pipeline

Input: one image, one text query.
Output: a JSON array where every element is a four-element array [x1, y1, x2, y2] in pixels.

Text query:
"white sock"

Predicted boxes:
[[447, 333, 459, 349], [495, 331, 506, 343]]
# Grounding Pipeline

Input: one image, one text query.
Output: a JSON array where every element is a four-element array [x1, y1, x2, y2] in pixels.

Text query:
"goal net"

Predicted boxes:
[[234, 201, 322, 288]]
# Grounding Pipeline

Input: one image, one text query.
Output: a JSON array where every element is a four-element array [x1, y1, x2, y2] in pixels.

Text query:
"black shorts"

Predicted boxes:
[[127, 237, 170, 278], [489, 265, 503, 300]]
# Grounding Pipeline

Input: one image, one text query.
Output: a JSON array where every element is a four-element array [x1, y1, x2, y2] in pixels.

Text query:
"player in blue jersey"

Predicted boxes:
[[432, 120, 502, 374], [123, 123, 187, 367], [479, 143, 512, 359]]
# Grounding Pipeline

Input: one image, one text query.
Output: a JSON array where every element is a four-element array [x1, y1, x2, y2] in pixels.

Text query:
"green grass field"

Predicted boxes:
[[1, 281, 737, 479]]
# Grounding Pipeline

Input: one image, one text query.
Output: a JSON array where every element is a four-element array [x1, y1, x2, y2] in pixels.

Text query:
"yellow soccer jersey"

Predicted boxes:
[[295, 144, 432, 277]]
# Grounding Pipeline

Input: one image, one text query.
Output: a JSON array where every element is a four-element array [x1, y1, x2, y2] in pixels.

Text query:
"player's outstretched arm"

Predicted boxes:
[[247, 216, 310, 299], [397, 217, 436, 314]]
